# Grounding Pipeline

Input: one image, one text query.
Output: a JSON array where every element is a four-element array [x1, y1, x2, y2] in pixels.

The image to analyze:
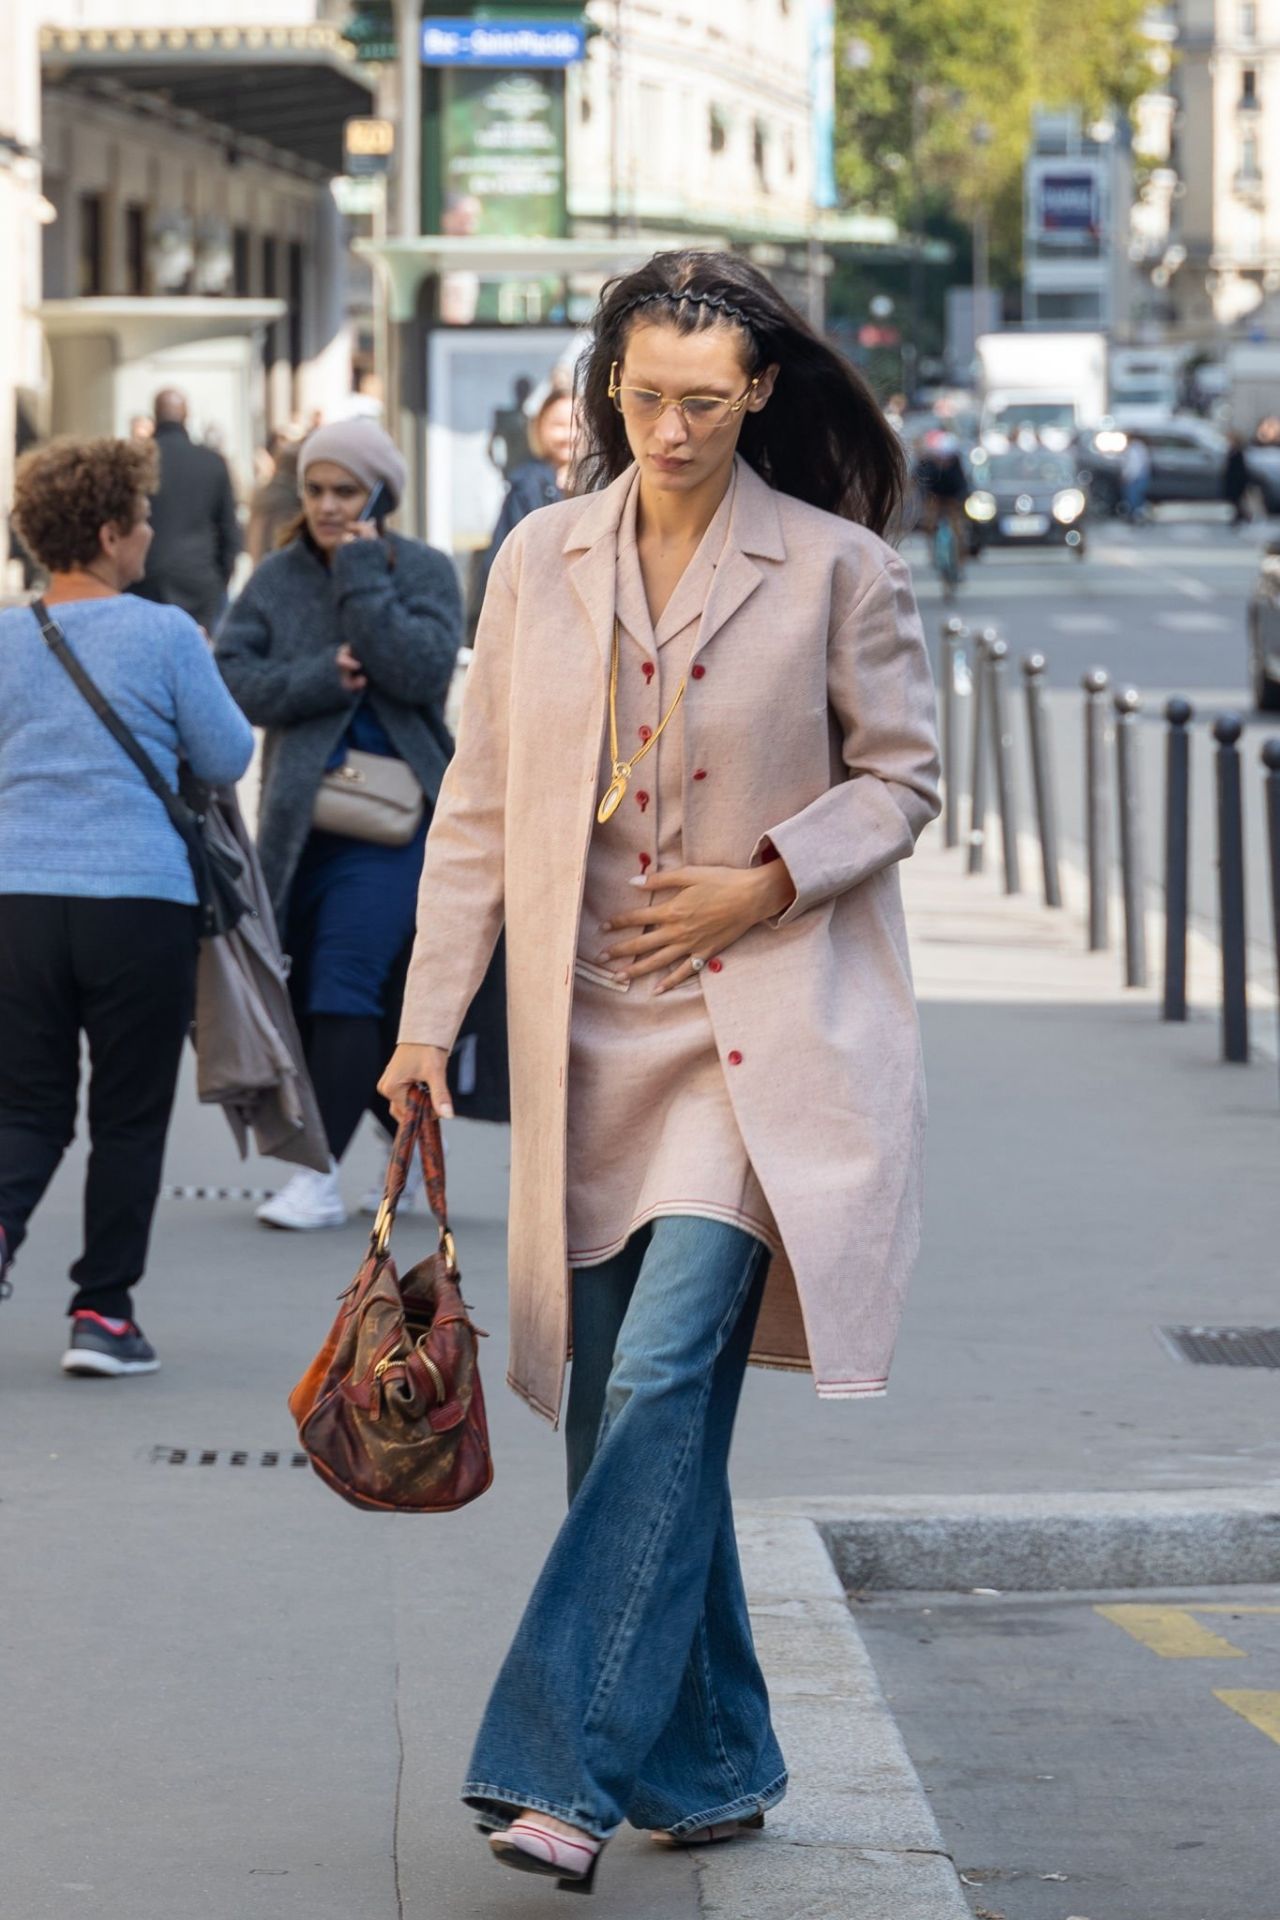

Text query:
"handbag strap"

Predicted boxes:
[[372, 1083, 453, 1267], [32, 596, 201, 851]]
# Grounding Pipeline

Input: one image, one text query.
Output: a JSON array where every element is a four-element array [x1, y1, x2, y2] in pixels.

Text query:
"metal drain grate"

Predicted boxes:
[[149, 1446, 311, 1468], [1161, 1326, 1280, 1369]]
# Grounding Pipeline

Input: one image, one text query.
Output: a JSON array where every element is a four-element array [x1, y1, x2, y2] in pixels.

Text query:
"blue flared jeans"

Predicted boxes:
[[463, 1215, 788, 1840]]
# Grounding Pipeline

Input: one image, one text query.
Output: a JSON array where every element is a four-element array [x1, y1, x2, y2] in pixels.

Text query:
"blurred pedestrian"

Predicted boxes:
[[246, 433, 302, 567], [380, 248, 939, 1887], [915, 429, 968, 575], [1121, 431, 1151, 522], [1224, 431, 1253, 527], [134, 389, 241, 632], [0, 437, 253, 1375], [215, 419, 462, 1230], [129, 414, 155, 443], [487, 377, 534, 476], [468, 387, 578, 633]]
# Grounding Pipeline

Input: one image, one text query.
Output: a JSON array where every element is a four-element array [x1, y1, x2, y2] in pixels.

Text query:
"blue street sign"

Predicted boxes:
[[421, 19, 587, 66]]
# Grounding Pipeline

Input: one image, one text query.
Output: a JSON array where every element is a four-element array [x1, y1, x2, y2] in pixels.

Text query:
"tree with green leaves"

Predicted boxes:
[[834, 0, 1157, 290]]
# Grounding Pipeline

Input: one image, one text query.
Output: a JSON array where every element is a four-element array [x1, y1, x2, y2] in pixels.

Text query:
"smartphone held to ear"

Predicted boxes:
[[362, 481, 392, 526]]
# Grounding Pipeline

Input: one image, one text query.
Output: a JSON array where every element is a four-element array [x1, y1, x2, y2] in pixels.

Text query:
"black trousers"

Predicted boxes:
[[0, 895, 198, 1319]]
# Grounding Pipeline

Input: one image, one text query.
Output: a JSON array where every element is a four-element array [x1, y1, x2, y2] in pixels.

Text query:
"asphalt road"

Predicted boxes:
[[858, 1583, 1280, 1920], [906, 506, 1280, 974]]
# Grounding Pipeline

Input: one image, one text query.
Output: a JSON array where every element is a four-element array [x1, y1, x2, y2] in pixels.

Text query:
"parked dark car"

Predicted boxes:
[[1079, 417, 1280, 514], [1247, 542, 1280, 711], [963, 446, 1088, 556]]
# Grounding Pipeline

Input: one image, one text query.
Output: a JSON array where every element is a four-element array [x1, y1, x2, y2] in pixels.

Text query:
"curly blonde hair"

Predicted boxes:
[[12, 436, 158, 573]]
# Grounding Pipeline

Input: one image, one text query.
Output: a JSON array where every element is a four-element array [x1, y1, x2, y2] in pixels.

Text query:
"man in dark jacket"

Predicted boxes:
[[134, 390, 241, 630]]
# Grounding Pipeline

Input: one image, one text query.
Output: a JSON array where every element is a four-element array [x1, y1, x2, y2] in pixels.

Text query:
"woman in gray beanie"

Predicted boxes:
[[216, 419, 462, 1229]]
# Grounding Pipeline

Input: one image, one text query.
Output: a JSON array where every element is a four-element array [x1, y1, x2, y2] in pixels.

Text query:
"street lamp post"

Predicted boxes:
[[971, 119, 993, 334]]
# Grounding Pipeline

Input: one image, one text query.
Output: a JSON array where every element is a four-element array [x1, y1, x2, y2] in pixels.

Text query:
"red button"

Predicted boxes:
[[638, 851, 651, 872], [638, 724, 653, 742], [708, 957, 723, 973], [692, 768, 707, 781], [635, 789, 650, 812], [642, 661, 656, 682], [691, 664, 706, 680], [727, 1049, 743, 1065]]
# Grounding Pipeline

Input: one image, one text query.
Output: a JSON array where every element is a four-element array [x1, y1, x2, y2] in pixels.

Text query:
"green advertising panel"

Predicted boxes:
[[440, 67, 567, 239]]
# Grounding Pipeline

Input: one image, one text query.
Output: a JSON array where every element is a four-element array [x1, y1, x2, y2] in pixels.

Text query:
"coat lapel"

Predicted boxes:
[[689, 457, 786, 663], [563, 457, 787, 667], [565, 466, 635, 670]]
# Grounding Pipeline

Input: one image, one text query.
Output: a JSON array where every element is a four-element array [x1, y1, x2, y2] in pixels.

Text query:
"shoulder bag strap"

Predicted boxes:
[[32, 596, 199, 845]]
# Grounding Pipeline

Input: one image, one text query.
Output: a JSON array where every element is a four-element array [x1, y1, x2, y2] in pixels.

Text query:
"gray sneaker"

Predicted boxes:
[[61, 1312, 160, 1377]]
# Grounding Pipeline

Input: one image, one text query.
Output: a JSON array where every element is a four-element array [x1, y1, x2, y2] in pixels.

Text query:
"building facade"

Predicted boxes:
[[1153, 0, 1280, 334], [1, 0, 372, 577], [1022, 108, 1136, 332], [571, 0, 819, 263]]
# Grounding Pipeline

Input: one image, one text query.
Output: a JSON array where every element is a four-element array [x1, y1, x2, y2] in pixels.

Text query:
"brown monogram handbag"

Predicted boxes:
[[288, 1085, 493, 1513]]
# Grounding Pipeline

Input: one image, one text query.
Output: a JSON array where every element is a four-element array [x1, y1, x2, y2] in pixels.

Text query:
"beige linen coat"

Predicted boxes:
[[400, 456, 940, 1425]]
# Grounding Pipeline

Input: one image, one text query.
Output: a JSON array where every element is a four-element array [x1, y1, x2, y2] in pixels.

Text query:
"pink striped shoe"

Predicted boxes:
[[489, 1817, 603, 1894]]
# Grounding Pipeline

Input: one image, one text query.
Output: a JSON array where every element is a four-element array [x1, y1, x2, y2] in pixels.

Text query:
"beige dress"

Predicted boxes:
[[566, 467, 780, 1268]]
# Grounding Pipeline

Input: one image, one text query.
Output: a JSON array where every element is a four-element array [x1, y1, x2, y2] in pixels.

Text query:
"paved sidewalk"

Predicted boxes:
[[1, 820, 1276, 1916]]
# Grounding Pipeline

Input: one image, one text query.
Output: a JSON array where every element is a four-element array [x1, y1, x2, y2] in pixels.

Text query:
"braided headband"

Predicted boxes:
[[618, 287, 756, 335]]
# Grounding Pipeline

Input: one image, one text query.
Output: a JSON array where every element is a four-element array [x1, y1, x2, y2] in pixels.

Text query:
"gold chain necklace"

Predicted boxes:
[[597, 621, 686, 824]]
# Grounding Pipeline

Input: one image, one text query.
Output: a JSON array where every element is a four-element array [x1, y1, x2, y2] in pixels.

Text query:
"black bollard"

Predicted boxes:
[[940, 617, 968, 849], [1114, 687, 1147, 988], [987, 638, 1021, 895], [967, 628, 996, 875], [1162, 697, 1194, 1022], [1022, 653, 1062, 908], [1263, 738, 1280, 1087], [1213, 713, 1249, 1063], [1082, 667, 1111, 951]]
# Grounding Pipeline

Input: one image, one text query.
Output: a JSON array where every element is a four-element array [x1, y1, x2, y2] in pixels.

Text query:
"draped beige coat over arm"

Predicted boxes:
[[400, 457, 941, 1426]]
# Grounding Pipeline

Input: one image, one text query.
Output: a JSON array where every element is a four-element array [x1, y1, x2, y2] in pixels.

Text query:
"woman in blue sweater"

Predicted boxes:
[[0, 436, 253, 1376]]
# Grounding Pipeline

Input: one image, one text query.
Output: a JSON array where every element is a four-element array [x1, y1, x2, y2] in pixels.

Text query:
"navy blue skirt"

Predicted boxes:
[[287, 815, 428, 1019]]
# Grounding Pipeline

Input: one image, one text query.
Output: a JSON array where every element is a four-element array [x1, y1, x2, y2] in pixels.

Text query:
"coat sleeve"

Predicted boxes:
[[332, 539, 461, 710], [754, 552, 940, 924], [397, 543, 516, 1049], [214, 577, 356, 727]]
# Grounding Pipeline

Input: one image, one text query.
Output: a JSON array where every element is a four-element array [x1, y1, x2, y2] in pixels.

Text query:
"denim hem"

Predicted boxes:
[[462, 1783, 615, 1844], [648, 1769, 789, 1841]]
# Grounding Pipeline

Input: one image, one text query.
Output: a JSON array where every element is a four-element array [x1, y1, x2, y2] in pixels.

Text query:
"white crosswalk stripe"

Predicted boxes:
[[1048, 613, 1121, 635], [1154, 610, 1232, 633]]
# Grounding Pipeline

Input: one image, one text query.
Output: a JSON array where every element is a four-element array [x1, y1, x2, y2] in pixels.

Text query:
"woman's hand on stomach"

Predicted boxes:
[[597, 861, 795, 996]]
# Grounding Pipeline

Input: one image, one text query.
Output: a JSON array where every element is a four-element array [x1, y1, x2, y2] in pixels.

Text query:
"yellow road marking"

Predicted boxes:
[[1094, 1605, 1247, 1658], [1214, 1691, 1280, 1747]]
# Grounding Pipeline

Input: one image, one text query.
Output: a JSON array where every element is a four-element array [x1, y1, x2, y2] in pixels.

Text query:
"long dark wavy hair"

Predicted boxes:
[[574, 250, 905, 537]]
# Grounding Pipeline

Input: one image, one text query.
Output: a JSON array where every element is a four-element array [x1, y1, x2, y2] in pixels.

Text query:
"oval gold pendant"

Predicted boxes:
[[597, 777, 627, 825]]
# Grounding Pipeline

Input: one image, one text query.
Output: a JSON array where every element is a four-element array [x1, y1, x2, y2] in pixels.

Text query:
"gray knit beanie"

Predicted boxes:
[[297, 418, 407, 510]]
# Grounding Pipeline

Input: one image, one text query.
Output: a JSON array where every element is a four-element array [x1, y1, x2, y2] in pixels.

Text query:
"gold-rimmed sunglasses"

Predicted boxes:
[[608, 360, 758, 432]]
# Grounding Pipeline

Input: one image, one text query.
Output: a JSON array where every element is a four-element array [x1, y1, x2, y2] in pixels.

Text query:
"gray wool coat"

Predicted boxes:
[[214, 533, 462, 924]]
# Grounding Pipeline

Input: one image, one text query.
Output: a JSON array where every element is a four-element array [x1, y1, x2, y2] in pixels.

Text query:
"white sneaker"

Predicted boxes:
[[359, 1141, 432, 1216], [256, 1162, 347, 1230]]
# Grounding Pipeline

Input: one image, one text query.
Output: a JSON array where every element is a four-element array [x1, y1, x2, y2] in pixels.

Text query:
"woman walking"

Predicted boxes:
[[0, 436, 253, 1375], [380, 250, 940, 1890], [216, 420, 462, 1229]]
